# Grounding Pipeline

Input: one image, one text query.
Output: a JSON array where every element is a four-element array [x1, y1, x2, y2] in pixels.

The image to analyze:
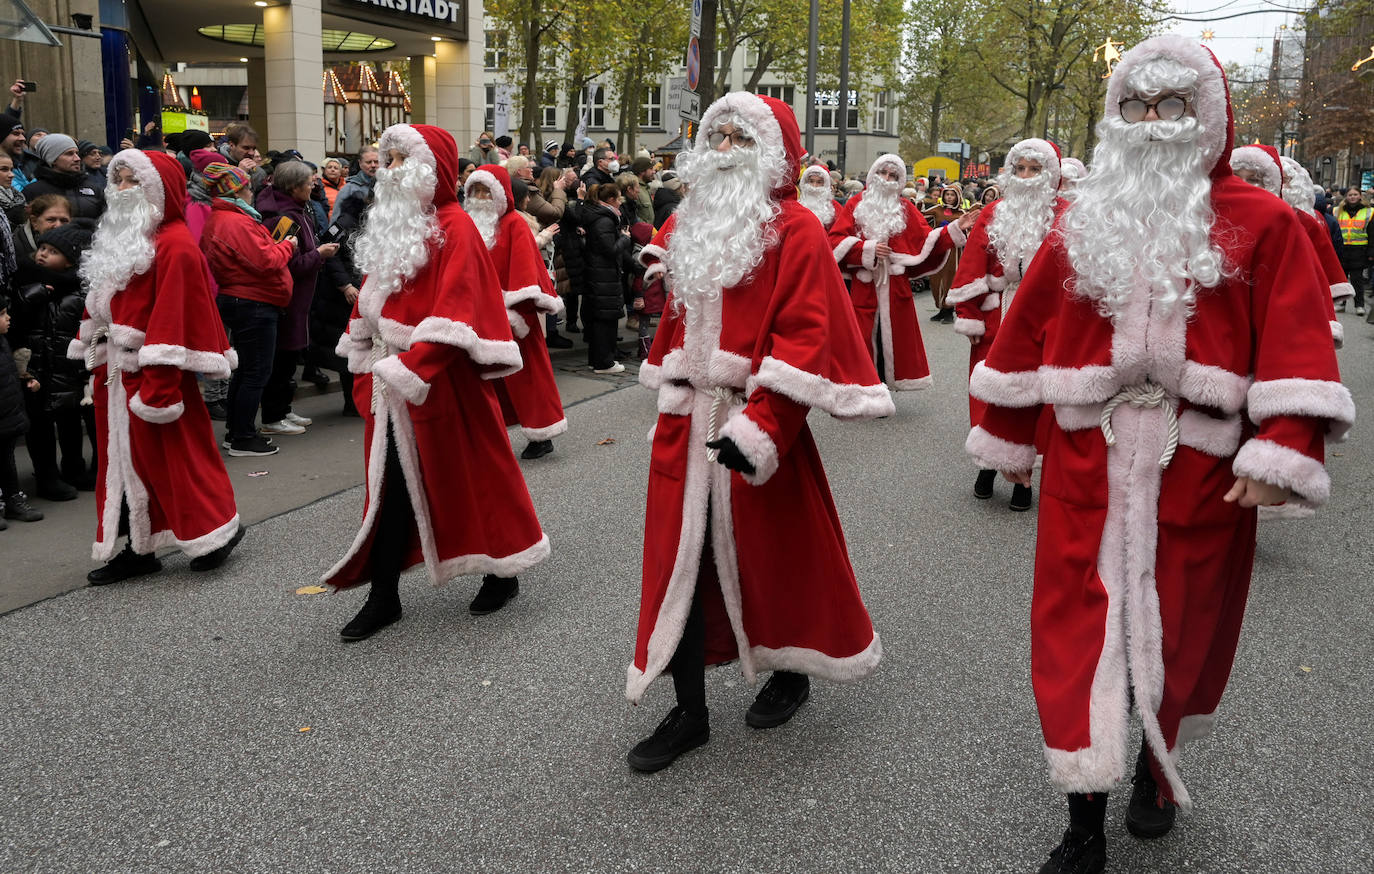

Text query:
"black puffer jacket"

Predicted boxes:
[[0, 334, 29, 439], [653, 186, 682, 228], [578, 201, 633, 321], [23, 165, 105, 221], [311, 204, 363, 372], [16, 265, 88, 412]]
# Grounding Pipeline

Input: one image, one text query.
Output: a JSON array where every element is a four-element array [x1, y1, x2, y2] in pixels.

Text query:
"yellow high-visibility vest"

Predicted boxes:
[[1339, 206, 1371, 247]]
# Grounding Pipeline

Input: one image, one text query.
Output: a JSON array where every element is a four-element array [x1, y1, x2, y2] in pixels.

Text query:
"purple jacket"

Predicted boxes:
[[255, 184, 323, 350]]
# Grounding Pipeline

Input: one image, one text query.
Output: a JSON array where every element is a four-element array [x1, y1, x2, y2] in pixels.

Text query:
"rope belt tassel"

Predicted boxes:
[[369, 334, 389, 414], [704, 385, 742, 462], [84, 324, 118, 386], [1100, 381, 1180, 470]]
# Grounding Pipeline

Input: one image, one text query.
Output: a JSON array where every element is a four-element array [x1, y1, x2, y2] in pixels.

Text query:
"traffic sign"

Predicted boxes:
[[686, 37, 701, 91], [691, 0, 702, 37], [680, 89, 701, 122]]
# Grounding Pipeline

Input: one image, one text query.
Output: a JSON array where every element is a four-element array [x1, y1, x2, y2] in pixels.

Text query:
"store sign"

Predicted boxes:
[[325, 0, 467, 36]]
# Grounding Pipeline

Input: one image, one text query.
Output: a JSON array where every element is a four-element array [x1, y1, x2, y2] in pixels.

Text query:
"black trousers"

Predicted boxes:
[[369, 426, 413, 596], [23, 395, 85, 482], [261, 347, 300, 425], [669, 556, 709, 716], [580, 298, 619, 369], [0, 434, 19, 501]]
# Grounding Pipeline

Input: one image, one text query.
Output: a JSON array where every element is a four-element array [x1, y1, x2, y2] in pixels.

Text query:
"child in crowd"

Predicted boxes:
[[628, 221, 663, 359], [0, 293, 44, 529]]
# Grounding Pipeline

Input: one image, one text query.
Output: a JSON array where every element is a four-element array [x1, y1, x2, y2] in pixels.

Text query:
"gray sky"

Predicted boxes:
[[1155, 1, 1304, 70]]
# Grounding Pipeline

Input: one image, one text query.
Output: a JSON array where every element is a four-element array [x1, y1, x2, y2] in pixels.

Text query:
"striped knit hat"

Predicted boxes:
[[202, 162, 250, 197]]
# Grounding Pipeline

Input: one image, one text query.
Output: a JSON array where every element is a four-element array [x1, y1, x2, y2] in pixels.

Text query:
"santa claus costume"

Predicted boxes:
[[797, 163, 839, 230], [829, 154, 974, 390], [949, 138, 1067, 509], [625, 93, 893, 773], [1059, 157, 1088, 193], [965, 37, 1354, 874], [324, 124, 550, 641], [463, 164, 568, 460], [70, 149, 243, 584]]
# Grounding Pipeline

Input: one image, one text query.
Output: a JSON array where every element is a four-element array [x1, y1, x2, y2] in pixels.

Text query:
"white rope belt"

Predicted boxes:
[[369, 334, 389, 414], [1100, 381, 1179, 470], [704, 386, 742, 462], [84, 323, 119, 386]]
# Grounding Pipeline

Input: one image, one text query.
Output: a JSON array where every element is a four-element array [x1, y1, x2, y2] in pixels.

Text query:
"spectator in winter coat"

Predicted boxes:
[[79, 141, 107, 191], [578, 182, 633, 373], [0, 153, 26, 224], [329, 146, 379, 222], [217, 122, 266, 190], [582, 148, 618, 186], [539, 140, 559, 169], [199, 163, 295, 456], [253, 161, 339, 436], [22, 134, 105, 221], [321, 158, 346, 209], [469, 131, 501, 166], [628, 156, 656, 224], [0, 292, 43, 527], [652, 171, 682, 228], [2, 121, 32, 192]]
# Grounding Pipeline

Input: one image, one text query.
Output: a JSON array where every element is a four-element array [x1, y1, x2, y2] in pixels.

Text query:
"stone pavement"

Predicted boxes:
[[2, 309, 1371, 873]]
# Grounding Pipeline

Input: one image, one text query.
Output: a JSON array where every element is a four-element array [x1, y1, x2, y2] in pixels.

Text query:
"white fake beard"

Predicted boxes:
[[852, 178, 906, 243], [1060, 116, 1229, 320], [666, 143, 783, 313], [987, 170, 1057, 273], [1282, 174, 1317, 218], [799, 182, 835, 226], [465, 197, 501, 249], [80, 185, 161, 310], [354, 157, 441, 298]]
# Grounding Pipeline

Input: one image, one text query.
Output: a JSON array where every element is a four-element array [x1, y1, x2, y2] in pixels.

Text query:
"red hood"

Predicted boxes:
[[108, 148, 188, 226], [467, 164, 515, 216], [379, 123, 460, 209]]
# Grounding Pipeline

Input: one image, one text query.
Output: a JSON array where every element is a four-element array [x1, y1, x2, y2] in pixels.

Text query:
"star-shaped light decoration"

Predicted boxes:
[[1201, 29, 1215, 42]]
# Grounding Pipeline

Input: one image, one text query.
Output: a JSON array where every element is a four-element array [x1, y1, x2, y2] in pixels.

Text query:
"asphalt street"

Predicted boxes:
[[2, 305, 1371, 873]]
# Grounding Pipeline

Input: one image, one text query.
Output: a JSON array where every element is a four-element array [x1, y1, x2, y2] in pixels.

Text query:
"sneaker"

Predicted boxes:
[[340, 595, 402, 642], [974, 469, 996, 499], [1038, 826, 1106, 874], [205, 400, 228, 420], [261, 419, 306, 436], [227, 435, 280, 457], [189, 526, 245, 572], [745, 671, 810, 729], [1357, 306, 1367, 317], [1126, 743, 1178, 839], [284, 412, 313, 427], [1010, 483, 1033, 512], [545, 332, 574, 349], [521, 439, 554, 460], [87, 549, 162, 586], [36, 478, 78, 502], [592, 362, 625, 375], [2, 491, 44, 522], [627, 705, 710, 772], [469, 575, 519, 615], [1336, 301, 1346, 313]]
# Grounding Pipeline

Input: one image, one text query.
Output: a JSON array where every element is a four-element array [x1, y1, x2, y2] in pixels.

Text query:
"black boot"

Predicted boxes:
[[1010, 483, 1033, 512], [189, 526, 245, 572], [1126, 739, 1178, 839], [545, 332, 574, 349], [2, 491, 44, 522], [469, 574, 519, 615], [36, 477, 78, 502], [87, 544, 162, 586], [521, 439, 554, 460], [340, 582, 402, 642], [627, 705, 710, 772], [974, 469, 997, 499], [1039, 793, 1107, 874], [745, 670, 810, 729]]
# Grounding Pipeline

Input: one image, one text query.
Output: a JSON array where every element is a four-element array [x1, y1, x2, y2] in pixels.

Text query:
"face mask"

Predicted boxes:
[[608, 160, 620, 174]]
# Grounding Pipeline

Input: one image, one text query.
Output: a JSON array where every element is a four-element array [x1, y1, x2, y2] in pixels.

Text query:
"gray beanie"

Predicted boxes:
[[35, 133, 78, 167]]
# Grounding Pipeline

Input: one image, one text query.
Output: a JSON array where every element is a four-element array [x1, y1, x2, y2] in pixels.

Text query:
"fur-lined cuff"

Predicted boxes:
[[138, 344, 235, 379], [954, 317, 986, 338], [718, 411, 780, 486], [504, 285, 564, 315], [1247, 377, 1355, 441], [644, 263, 666, 284], [833, 235, 862, 264], [372, 355, 431, 405], [1331, 282, 1354, 300], [638, 243, 667, 267], [1232, 438, 1330, 505], [68, 338, 91, 362], [1331, 320, 1344, 350], [980, 293, 1001, 311], [946, 277, 989, 304], [751, 356, 895, 420], [639, 361, 663, 390], [508, 310, 530, 339], [129, 392, 185, 424], [945, 221, 967, 247], [965, 425, 1037, 473], [521, 418, 568, 441], [861, 239, 878, 270], [969, 362, 1042, 407]]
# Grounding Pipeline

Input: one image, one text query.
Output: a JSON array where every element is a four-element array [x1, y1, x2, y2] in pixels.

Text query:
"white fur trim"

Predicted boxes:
[[108, 149, 167, 218], [866, 154, 907, 188], [1053, 403, 1101, 431], [1176, 409, 1242, 457], [968, 362, 1042, 407], [892, 375, 933, 390], [887, 223, 952, 276], [1257, 502, 1316, 522], [695, 92, 789, 191], [128, 393, 184, 424], [638, 361, 663, 390], [410, 316, 523, 378], [68, 337, 91, 363], [378, 124, 437, 176], [371, 355, 431, 405], [947, 277, 989, 304], [953, 317, 985, 338], [638, 243, 667, 267], [465, 169, 508, 214], [980, 294, 1001, 312], [861, 239, 878, 271], [656, 382, 695, 416], [945, 220, 967, 247], [1247, 378, 1355, 441], [1007, 138, 1062, 184], [643, 263, 666, 284], [717, 410, 780, 486], [1232, 437, 1331, 504], [833, 235, 862, 264], [1039, 366, 1120, 406], [508, 310, 530, 339], [520, 418, 567, 441], [751, 356, 895, 419], [1179, 363, 1250, 413], [1330, 320, 1344, 349], [1107, 35, 1231, 174], [964, 425, 1037, 472], [138, 343, 235, 379], [987, 274, 1009, 292], [1331, 282, 1354, 300], [1229, 146, 1282, 196], [504, 284, 564, 315]]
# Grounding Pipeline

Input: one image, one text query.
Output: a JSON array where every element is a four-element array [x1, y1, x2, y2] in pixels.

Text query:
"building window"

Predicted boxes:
[[759, 85, 794, 108], [540, 85, 558, 129], [484, 30, 506, 71], [873, 90, 889, 134], [640, 85, 662, 129], [580, 83, 606, 129], [745, 43, 759, 68], [485, 84, 495, 132], [815, 90, 859, 130]]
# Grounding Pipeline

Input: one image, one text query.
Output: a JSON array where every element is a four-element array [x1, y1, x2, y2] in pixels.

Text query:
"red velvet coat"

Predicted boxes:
[[69, 150, 240, 561], [627, 93, 893, 704], [829, 195, 960, 389], [465, 165, 567, 441], [323, 125, 549, 589], [965, 170, 1354, 808], [1294, 209, 1350, 348]]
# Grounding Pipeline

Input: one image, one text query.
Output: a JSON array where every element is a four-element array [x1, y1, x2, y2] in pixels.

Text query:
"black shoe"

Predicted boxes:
[[64, 471, 97, 491], [1126, 743, 1178, 839], [469, 574, 518, 615], [189, 526, 245, 572], [1010, 483, 1033, 512], [974, 469, 997, 500], [87, 549, 162, 586], [929, 309, 946, 322], [0, 515, 7, 531], [340, 595, 402, 642], [566, 321, 582, 334], [521, 439, 554, 460], [627, 705, 710, 772], [3, 491, 44, 522], [227, 435, 280, 457], [745, 671, 810, 729], [206, 400, 228, 421], [1038, 826, 1107, 874], [341, 402, 361, 418], [940, 308, 956, 323], [36, 478, 78, 502], [302, 366, 330, 389], [546, 332, 574, 349]]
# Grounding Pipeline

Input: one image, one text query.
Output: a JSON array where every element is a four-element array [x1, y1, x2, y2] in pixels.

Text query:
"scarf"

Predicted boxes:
[[219, 196, 261, 221]]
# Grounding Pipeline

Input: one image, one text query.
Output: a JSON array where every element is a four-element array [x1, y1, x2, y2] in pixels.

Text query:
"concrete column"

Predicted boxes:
[[434, 5, 485, 148], [409, 55, 437, 126], [262, 0, 325, 159], [246, 59, 268, 147]]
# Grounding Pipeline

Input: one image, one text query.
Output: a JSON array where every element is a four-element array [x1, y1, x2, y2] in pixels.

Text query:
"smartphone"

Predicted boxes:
[[124, 128, 135, 141], [270, 216, 300, 243], [20, 81, 36, 93]]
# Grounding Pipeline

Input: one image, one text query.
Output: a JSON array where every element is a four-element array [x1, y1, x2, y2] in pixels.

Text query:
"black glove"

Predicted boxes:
[[705, 437, 756, 476]]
